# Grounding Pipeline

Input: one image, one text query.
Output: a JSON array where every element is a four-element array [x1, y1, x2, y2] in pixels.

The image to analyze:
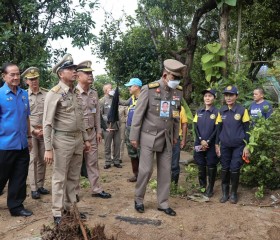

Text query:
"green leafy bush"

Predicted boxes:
[[241, 107, 280, 189]]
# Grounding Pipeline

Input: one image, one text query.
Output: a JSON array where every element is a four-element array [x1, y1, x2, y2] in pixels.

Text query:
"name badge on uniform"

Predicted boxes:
[[172, 110, 180, 119], [91, 108, 97, 113], [159, 100, 170, 118]]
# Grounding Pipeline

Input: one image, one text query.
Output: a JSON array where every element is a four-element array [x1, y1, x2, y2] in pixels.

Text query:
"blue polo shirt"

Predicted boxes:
[[0, 82, 30, 150]]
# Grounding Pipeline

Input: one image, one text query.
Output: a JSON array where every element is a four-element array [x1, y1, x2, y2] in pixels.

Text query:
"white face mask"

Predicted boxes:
[[167, 80, 180, 89], [108, 90, 115, 96]]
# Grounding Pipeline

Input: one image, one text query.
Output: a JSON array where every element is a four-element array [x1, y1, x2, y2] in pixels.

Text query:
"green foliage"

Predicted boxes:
[[95, 20, 160, 85], [170, 182, 186, 197], [216, 0, 237, 9], [255, 185, 264, 199], [80, 177, 90, 189], [201, 43, 226, 82], [185, 164, 199, 194], [0, 0, 98, 87], [241, 107, 280, 190]]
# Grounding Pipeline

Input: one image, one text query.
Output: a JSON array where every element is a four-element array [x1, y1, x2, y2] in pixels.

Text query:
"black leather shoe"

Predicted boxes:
[[11, 208, 33, 217], [134, 201, 144, 213], [104, 165, 111, 169], [114, 164, 122, 168], [54, 216, 61, 225], [38, 187, 50, 195], [31, 191, 40, 199], [158, 207, 176, 216], [92, 191, 112, 199]]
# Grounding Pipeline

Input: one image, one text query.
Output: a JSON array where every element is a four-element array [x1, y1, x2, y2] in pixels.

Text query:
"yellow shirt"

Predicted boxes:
[[179, 106, 188, 136]]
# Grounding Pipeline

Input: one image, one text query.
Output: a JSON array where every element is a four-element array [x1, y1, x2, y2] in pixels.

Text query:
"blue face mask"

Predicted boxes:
[[167, 80, 180, 89]]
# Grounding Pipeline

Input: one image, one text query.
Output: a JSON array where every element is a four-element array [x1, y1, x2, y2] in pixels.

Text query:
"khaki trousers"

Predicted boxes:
[[103, 130, 120, 165], [52, 132, 83, 217], [135, 145, 172, 209], [84, 129, 102, 194], [28, 137, 46, 191]]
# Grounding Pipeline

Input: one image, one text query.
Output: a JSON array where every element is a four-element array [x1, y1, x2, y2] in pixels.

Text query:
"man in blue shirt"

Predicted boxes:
[[249, 87, 273, 120], [0, 63, 33, 217]]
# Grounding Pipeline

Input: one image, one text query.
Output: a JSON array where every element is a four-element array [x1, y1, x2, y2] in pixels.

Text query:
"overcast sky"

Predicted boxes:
[[50, 0, 138, 75]]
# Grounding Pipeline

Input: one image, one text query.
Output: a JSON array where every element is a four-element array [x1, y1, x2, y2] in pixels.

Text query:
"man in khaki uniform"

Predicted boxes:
[[43, 54, 91, 225], [76, 61, 111, 199], [130, 59, 186, 216], [99, 84, 122, 169], [22, 67, 49, 200]]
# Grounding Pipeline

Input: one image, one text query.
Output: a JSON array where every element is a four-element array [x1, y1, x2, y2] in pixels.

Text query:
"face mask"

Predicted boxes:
[[167, 80, 180, 89], [108, 90, 115, 96]]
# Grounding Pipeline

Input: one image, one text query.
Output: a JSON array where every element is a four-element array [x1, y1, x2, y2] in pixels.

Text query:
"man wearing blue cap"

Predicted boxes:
[[124, 78, 142, 182], [216, 85, 250, 204]]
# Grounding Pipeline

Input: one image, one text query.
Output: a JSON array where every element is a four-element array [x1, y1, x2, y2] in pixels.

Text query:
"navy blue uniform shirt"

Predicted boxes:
[[193, 106, 219, 145], [218, 104, 250, 148]]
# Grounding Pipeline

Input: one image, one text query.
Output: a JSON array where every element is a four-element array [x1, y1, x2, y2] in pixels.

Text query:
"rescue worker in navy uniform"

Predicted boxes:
[[130, 59, 186, 216], [193, 88, 219, 197], [216, 86, 250, 204]]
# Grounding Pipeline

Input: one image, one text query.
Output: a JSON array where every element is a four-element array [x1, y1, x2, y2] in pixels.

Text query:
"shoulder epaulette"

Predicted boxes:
[[40, 87, 49, 92], [51, 85, 61, 93], [176, 85, 183, 91], [148, 82, 160, 89]]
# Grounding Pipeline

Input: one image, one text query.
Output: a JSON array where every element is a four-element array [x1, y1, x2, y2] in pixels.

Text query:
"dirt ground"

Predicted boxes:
[[0, 145, 280, 240]]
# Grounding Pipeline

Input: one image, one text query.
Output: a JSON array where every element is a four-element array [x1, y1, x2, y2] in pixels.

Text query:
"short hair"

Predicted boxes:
[[103, 83, 112, 93], [162, 101, 169, 105], [1, 62, 17, 74], [254, 87, 265, 95]]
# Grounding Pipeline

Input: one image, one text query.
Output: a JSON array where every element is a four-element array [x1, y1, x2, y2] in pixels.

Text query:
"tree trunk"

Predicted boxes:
[[183, 0, 217, 103], [234, 2, 242, 72], [219, 4, 230, 78]]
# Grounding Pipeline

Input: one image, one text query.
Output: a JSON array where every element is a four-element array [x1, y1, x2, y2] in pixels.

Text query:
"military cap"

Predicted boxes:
[[21, 67, 39, 79], [223, 85, 239, 95], [52, 53, 77, 74], [76, 60, 93, 72], [202, 88, 217, 98], [163, 59, 186, 77]]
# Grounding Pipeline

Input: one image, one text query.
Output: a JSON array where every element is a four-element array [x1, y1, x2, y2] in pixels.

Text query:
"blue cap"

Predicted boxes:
[[202, 88, 217, 98], [124, 78, 142, 87], [223, 85, 239, 95]]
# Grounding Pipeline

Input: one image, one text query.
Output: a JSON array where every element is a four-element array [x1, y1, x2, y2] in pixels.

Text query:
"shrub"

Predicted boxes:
[[241, 107, 280, 189]]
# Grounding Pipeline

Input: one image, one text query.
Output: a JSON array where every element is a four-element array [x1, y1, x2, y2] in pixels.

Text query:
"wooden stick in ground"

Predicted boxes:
[[73, 203, 89, 240]]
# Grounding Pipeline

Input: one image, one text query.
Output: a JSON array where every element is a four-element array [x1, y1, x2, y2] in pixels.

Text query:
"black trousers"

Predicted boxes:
[[0, 148, 30, 212]]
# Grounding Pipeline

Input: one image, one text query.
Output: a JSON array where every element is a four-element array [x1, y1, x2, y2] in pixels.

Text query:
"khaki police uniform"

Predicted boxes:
[[130, 77, 183, 209], [21, 67, 48, 193], [43, 54, 89, 217], [99, 95, 120, 165], [76, 84, 104, 194], [28, 87, 48, 191]]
